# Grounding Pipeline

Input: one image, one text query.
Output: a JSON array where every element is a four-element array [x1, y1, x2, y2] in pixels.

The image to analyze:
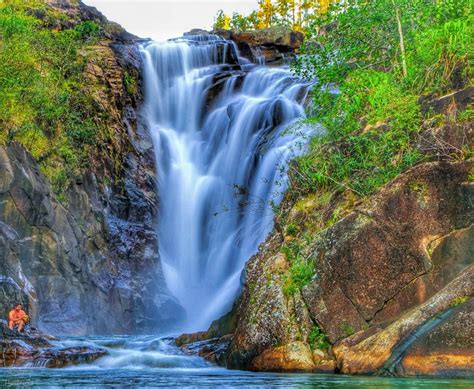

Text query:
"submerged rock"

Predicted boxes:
[[179, 335, 233, 366]]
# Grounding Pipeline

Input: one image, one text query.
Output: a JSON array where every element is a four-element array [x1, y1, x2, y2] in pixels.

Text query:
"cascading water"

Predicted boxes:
[[141, 35, 312, 333]]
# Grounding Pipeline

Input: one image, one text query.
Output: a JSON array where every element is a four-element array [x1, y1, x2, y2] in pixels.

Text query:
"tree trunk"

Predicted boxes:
[[392, 0, 408, 77]]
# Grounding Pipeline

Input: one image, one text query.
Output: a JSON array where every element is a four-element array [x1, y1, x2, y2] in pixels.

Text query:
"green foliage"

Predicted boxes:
[[124, 71, 138, 95], [291, 0, 472, 198], [308, 324, 330, 351], [213, 9, 231, 30], [0, 3, 106, 200], [281, 240, 314, 296], [75, 20, 100, 42], [285, 223, 298, 236], [213, 0, 336, 31]]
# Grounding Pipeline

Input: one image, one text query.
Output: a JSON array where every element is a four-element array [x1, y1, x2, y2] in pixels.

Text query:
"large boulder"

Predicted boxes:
[[249, 341, 316, 372], [213, 27, 304, 66], [301, 160, 473, 342], [333, 266, 473, 376]]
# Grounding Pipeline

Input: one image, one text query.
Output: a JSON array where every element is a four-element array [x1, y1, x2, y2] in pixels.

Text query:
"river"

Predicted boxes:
[[1, 335, 472, 388]]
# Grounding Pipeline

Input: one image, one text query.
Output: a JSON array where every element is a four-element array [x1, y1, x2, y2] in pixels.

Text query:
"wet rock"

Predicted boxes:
[[176, 331, 210, 347], [396, 298, 474, 378], [180, 335, 233, 366], [204, 70, 245, 111], [1, 339, 106, 368], [0, 320, 105, 368]]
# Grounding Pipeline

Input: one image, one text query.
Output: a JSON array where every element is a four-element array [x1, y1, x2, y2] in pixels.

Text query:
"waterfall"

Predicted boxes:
[[141, 35, 312, 333]]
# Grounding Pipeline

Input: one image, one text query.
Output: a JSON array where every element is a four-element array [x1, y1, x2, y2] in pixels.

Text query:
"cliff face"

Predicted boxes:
[[0, 0, 182, 335], [221, 100, 474, 376], [176, 92, 473, 378]]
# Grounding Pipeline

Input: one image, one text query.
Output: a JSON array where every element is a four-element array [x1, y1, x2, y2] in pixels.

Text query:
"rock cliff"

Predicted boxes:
[[180, 92, 473, 377], [0, 0, 181, 335]]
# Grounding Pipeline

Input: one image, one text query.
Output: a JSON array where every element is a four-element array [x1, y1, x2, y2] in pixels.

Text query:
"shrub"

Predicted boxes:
[[308, 324, 330, 351]]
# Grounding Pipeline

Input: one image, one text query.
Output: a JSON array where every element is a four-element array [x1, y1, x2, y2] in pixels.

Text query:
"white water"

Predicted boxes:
[[141, 35, 312, 333]]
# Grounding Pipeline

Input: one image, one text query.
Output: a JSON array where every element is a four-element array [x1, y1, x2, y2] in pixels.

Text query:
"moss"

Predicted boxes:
[[341, 322, 355, 337], [452, 296, 469, 307], [468, 167, 474, 183], [283, 259, 314, 297], [124, 71, 138, 95], [0, 3, 126, 199]]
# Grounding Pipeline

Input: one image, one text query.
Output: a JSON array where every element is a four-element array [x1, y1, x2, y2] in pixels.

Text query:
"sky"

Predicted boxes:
[[83, 0, 257, 41]]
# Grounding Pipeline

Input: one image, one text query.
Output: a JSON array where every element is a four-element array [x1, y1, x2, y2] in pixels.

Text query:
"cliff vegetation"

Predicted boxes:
[[0, 0, 138, 202]]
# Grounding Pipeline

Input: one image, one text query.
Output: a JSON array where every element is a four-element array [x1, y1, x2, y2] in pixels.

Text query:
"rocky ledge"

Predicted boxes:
[[0, 320, 105, 368], [185, 26, 304, 66]]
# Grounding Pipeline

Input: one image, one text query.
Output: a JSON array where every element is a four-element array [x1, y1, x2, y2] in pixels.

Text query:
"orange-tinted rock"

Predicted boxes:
[[333, 266, 473, 375], [226, 234, 313, 370], [176, 331, 209, 347], [397, 299, 474, 377], [249, 342, 316, 372], [302, 160, 473, 343]]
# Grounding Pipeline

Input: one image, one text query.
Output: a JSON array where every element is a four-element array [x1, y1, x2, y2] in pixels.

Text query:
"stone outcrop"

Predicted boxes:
[[223, 157, 473, 375], [212, 27, 304, 66], [184, 26, 304, 66], [214, 147, 473, 376], [0, 320, 106, 367], [0, 0, 182, 335], [333, 267, 473, 376], [301, 160, 473, 343]]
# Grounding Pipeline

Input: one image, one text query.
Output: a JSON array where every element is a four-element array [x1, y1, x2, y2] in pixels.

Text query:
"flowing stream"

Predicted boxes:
[[141, 35, 312, 332], [2, 335, 473, 388]]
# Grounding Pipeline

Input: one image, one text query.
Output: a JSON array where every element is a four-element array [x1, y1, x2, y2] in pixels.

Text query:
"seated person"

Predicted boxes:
[[8, 303, 29, 333]]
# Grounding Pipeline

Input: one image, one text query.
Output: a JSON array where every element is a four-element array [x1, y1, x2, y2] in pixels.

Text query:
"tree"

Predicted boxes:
[[275, 0, 291, 25], [214, 9, 231, 30], [231, 12, 251, 31], [258, 0, 275, 28], [247, 10, 263, 29]]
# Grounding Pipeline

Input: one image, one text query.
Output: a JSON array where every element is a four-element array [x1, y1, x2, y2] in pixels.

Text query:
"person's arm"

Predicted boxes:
[[8, 310, 15, 321]]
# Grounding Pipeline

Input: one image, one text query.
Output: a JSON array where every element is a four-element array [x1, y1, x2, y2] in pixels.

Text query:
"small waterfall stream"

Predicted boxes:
[[141, 35, 311, 333]]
